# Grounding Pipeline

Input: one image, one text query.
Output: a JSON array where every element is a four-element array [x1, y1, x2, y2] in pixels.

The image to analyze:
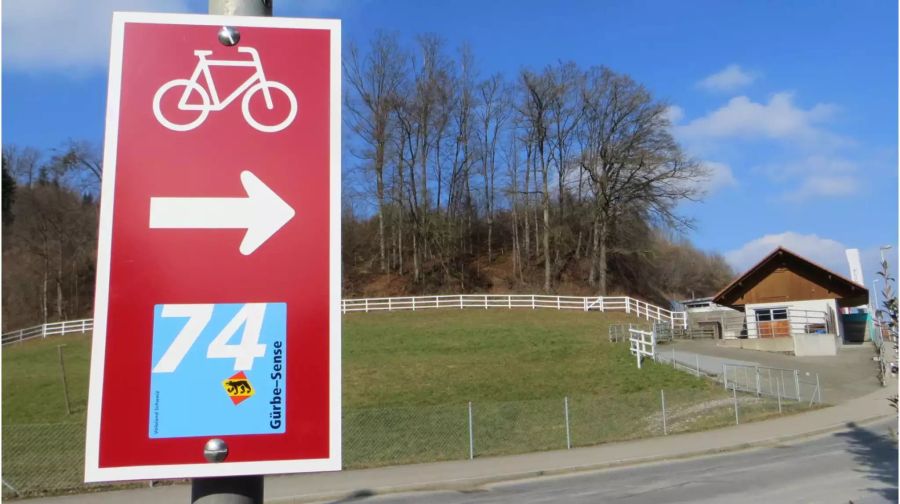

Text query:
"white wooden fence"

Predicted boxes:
[[628, 327, 657, 369], [342, 294, 686, 328], [1, 319, 94, 345], [2, 294, 686, 346]]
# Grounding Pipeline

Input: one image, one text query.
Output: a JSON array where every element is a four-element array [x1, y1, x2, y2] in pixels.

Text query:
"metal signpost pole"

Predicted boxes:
[[190, 2, 270, 503], [210, 0, 272, 16]]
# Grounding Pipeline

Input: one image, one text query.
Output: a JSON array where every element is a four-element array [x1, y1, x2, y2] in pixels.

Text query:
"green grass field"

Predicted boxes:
[[2, 309, 809, 496], [2, 332, 92, 425], [344, 309, 709, 408], [4, 309, 705, 424]]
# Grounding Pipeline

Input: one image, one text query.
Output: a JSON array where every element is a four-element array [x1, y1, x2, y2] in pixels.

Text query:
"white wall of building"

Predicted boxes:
[[745, 298, 841, 340]]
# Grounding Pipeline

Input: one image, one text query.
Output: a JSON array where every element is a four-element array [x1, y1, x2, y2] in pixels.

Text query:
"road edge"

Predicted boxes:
[[275, 413, 896, 503]]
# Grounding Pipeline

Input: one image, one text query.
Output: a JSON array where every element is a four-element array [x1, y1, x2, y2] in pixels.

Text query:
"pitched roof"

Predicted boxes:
[[713, 247, 868, 307]]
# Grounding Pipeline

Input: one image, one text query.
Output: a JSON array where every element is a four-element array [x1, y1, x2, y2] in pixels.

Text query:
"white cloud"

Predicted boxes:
[[676, 92, 841, 146], [665, 105, 684, 124], [782, 175, 860, 201], [701, 161, 738, 193], [697, 64, 757, 93], [756, 155, 862, 201], [670, 94, 858, 202], [725, 232, 850, 276], [3, 0, 190, 73], [758, 155, 858, 182], [726, 233, 895, 290], [669, 159, 736, 196]]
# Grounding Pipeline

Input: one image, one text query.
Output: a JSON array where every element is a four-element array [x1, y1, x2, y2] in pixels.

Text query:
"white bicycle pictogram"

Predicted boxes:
[[152, 47, 298, 133]]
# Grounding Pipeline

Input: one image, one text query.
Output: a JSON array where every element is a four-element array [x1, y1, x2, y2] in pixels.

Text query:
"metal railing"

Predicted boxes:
[[1, 319, 94, 346], [609, 323, 651, 343], [742, 308, 832, 339], [343, 294, 687, 328], [614, 322, 714, 343], [722, 363, 822, 405]]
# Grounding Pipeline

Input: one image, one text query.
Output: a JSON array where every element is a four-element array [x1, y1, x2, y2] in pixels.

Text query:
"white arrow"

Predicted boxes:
[[149, 170, 296, 255]]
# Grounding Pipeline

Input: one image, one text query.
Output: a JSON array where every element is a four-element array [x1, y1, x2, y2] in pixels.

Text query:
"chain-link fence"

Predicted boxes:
[[608, 323, 652, 342], [3, 386, 815, 498], [646, 340, 824, 406], [2, 422, 88, 498], [722, 363, 822, 405]]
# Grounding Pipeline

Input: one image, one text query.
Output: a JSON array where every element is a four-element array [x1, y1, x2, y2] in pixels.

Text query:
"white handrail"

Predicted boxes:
[[342, 293, 685, 327], [629, 327, 656, 369], [3, 294, 688, 346], [2, 318, 94, 346]]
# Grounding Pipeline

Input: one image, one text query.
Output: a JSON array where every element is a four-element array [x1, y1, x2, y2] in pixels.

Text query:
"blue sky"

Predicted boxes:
[[3, 0, 897, 285]]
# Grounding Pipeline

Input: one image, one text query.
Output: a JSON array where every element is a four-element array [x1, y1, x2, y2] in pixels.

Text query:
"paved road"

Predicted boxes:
[[345, 420, 898, 504]]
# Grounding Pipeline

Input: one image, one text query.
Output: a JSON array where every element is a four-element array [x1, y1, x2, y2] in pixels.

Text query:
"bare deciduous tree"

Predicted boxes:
[[476, 74, 510, 263], [520, 70, 553, 292], [578, 67, 707, 294], [345, 33, 407, 273]]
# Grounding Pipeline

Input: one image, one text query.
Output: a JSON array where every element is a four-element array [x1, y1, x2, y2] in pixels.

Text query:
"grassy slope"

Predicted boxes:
[[3, 333, 92, 424], [344, 309, 708, 408], [4, 309, 710, 424]]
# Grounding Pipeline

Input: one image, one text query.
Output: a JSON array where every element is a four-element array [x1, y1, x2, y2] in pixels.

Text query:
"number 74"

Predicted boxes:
[[152, 303, 268, 373]]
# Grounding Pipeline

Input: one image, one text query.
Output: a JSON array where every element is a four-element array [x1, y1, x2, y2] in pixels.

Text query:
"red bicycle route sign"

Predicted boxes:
[[85, 12, 341, 482]]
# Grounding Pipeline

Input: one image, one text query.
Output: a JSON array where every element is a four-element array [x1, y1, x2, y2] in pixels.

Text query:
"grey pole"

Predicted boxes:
[[660, 390, 668, 435], [468, 401, 475, 460], [816, 373, 822, 404], [755, 367, 761, 397], [564, 396, 571, 449], [57, 344, 72, 415], [209, 0, 272, 16], [192, 476, 263, 504], [776, 376, 782, 414], [732, 385, 739, 425], [192, 2, 270, 503]]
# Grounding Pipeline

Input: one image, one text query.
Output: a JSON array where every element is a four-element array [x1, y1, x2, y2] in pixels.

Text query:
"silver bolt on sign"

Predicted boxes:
[[218, 26, 240, 46], [203, 438, 229, 463]]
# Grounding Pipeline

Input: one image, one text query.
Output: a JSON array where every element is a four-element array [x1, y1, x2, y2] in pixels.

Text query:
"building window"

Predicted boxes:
[[755, 308, 788, 322]]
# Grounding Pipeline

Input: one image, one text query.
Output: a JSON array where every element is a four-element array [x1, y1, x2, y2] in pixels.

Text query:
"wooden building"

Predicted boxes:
[[712, 247, 868, 355]]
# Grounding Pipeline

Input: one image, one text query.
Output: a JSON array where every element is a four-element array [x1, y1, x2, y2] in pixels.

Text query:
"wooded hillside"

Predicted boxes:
[[2, 144, 100, 330], [1, 33, 734, 330], [342, 33, 732, 303]]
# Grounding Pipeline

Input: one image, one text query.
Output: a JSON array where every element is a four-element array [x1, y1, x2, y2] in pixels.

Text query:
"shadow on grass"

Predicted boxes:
[[835, 421, 898, 502]]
